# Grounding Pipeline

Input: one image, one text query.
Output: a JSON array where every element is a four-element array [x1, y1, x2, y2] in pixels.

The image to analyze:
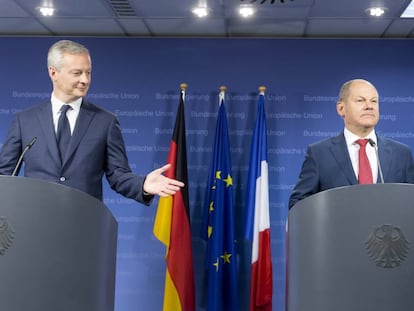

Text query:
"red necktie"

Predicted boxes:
[[356, 139, 373, 184]]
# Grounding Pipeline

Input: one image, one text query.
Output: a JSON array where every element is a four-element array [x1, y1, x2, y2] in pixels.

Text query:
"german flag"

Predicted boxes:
[[153, 84, 195, 311]]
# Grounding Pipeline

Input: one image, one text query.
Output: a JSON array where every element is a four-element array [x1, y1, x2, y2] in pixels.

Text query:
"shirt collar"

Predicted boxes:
[[51, 93, 82, 114], [344, 127, 377, 147]]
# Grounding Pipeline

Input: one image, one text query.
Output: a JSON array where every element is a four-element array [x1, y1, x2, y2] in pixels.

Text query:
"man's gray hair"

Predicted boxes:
[[47, 40, 90, 70], [338, 79, 377, 101]]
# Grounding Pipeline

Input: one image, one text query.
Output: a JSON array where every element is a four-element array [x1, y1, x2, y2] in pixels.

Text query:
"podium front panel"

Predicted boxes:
[[288, 183, 414, 311], [0, 176, 118, 311]]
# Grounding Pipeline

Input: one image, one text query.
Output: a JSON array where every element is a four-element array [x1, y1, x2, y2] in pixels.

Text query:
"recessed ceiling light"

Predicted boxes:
[[366, 7, 386, 17], [192, 6, 209, 18], [239, 5, 255, 18], [39, 7, 54, 16], [401, 0, 414, 18]]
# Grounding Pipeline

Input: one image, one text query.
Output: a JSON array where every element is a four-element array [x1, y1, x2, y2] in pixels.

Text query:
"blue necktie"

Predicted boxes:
[[57, 104, 72, 162]]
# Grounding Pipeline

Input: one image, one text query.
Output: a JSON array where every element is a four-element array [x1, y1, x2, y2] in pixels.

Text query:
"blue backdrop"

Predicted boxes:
[[1, 37, 414, 311]]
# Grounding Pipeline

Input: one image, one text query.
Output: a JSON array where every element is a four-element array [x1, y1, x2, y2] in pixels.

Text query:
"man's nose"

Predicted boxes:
[[79, 73, 90, 83], [364, 100, 374, 109]]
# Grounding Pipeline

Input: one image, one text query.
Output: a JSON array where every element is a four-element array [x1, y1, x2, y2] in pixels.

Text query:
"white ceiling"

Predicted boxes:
[[2, 0, 414, 38]]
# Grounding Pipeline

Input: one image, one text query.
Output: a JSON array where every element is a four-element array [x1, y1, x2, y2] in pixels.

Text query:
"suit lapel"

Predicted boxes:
[[330, 133, 358, 184], [376, 136, 391, 183], [62, 100, 96, 166], [36, 102, 61, 167]]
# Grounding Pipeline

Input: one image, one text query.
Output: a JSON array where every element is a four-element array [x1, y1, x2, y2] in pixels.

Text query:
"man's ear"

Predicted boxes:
[[48, 66, 57, 81], [336, 101, 345, 118]]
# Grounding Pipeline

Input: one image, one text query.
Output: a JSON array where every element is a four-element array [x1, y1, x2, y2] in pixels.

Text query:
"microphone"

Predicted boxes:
[[368, 138, 384, 184], [12, 137, 37, 177]]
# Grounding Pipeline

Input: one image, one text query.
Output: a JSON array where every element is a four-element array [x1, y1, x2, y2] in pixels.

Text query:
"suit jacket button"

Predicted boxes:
[[60, 176, 66, 182]]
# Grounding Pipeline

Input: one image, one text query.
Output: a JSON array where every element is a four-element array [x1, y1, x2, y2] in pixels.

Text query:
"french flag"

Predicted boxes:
[[244, 87, 273, 311]]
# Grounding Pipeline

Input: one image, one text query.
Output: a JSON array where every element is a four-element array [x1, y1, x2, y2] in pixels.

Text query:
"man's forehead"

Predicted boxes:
[[349, 85, 378, 98]]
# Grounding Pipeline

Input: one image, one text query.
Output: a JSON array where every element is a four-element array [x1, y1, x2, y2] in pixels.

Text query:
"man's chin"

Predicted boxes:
[[362, 122, 378, 130], [361, 117, 378, 125], [75, 91, 88, 97]]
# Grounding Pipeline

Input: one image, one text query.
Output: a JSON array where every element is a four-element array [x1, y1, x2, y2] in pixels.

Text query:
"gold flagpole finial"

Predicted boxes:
[[259, 86, 267, 93], [220, 85, 227, 93], [180, 83, 188, 91]]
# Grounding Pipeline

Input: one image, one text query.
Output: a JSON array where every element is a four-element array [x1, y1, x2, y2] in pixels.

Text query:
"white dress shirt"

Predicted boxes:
[[51, 93, 82, 135], [343, 127, 378, 183]]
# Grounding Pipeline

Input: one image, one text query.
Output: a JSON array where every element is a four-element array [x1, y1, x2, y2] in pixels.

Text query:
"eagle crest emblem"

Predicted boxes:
[[365, 224, 409, 268], [0, 217, 15, 255]]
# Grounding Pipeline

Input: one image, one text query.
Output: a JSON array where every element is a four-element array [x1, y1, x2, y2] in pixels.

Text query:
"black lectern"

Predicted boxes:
[[0, 176, 117, 311], [288, 183, 414, 311]]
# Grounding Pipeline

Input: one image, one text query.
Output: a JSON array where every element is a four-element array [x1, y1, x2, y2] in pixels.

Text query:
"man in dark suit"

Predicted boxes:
[[289, 79, 414, 209], [0, 39, 183, 204]]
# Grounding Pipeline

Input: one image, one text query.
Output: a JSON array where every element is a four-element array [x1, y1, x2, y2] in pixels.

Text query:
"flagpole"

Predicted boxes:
[[219, 85, 227, 104], [180, 83, 187, 106]]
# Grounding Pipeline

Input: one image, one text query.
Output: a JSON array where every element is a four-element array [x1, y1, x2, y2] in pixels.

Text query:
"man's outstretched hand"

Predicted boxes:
[[143, 164, 184, 197]]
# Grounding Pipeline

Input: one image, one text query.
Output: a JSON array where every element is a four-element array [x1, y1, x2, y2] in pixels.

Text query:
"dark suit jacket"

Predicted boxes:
[[288, 133, 414, 209], [0, 100, 149, 203]]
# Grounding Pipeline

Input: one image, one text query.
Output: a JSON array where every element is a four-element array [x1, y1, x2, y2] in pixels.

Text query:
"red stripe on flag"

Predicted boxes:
[[250, 228, 272, 311], [167, 184, 195, 310]]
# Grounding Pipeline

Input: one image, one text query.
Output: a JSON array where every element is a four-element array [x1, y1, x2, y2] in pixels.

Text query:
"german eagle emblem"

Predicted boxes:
[[365, 224, 409, 268], [0, 217, 15, 255]]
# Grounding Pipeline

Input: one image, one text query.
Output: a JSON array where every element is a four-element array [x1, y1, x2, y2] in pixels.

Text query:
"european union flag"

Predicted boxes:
[[201, 89, 239, 311]]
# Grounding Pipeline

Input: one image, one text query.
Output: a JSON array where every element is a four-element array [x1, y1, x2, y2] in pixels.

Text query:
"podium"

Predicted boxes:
[[288, 183, 414, 311], [0, 176, 118, 311]]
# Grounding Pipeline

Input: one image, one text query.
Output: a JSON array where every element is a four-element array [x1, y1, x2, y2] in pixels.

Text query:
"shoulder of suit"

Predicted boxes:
[[81, 99, 116, 117], [378, 136, 411, 151], [15, 101, 50, 116], [308, 134, 343, 149]]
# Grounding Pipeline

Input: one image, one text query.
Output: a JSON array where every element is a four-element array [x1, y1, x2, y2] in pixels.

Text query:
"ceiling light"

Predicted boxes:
[[401, 0, 414, 18], [192, 6, 209, 18], [39, 7, 54, 16], [239, 5, 255, 18], [366, 7, 385, 17], [240, 0, 295, 3]]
